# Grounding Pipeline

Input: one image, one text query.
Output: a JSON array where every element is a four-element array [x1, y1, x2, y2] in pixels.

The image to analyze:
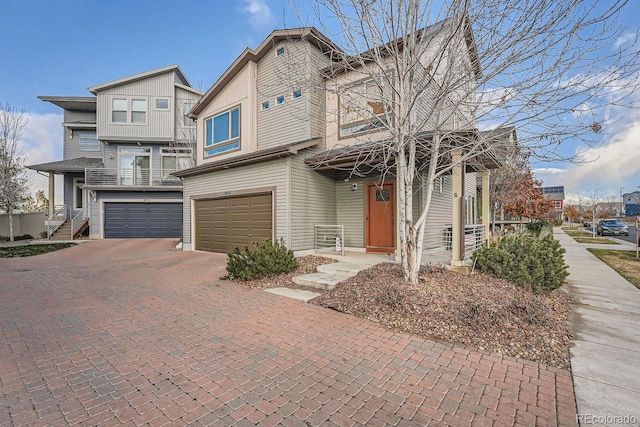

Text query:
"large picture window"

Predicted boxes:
[[339, 77, 391, 138], [204, 107, 240, 157], [160, 148, 192, 179]]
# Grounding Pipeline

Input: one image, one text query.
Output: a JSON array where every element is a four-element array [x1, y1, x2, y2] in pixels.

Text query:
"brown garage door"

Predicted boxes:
[[195, 193, 273, 253]]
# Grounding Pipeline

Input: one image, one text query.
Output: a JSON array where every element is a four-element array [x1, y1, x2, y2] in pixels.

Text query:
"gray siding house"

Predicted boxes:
[[175, 25, 512, 265], [29, 65, 202, 239]]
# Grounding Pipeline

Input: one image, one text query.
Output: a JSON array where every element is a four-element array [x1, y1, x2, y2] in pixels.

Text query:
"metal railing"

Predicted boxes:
[[314, 225, 345, 256], [85, 168, 183, 187], [47, 205, 67, 239], [71, 204, 89, 238], [444, 224, 486, 258]]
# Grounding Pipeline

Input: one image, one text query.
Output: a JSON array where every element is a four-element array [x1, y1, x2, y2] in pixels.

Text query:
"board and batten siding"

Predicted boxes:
[[256, 40, 330, 150], [96, 72, 176, 141], [181, 159, 288, 250], [289, 153, 336, 251], [89, 190, 182, 239]]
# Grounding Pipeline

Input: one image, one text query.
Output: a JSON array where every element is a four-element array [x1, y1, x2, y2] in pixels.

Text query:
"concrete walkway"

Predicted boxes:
[[554, 229, 640, 425]]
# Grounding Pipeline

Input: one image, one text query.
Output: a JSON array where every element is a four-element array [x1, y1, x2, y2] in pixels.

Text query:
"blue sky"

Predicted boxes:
[[2, 0, 640, 205]]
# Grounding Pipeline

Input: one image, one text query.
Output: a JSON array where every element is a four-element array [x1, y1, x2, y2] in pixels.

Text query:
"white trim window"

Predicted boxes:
[[292, 90, 302, 100], [79, 132, 100, 152], [155, 98, 170, 110], [276, 46, 285, 56], [73, 178, 85, 210], [160, 147, 192, 178], [111, 97, 148, 124], [261, 101, 270, 111], [118, 147, 151, 185], [131, 99, 147, 124], [112, 98, 127, 123], [276, 95, 285, 105], [204, 106, 240, 157]]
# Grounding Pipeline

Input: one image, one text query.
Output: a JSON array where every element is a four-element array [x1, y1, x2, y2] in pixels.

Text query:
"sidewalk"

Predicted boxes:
[[554, 228, 640, 424]]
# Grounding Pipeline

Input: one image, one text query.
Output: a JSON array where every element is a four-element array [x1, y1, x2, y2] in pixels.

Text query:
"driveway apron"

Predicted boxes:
[[0, 239, 577, 426]]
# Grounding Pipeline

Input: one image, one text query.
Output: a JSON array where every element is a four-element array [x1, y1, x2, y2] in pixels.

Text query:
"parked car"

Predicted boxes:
[[596, 219, 629, 236]]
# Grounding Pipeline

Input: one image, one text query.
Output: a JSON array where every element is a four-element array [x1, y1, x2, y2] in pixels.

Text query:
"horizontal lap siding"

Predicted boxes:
[[423, 174, 453, 250], [289, 155, 336, 251], [182, 159, 288, 247], [336, 178, 368, 248]]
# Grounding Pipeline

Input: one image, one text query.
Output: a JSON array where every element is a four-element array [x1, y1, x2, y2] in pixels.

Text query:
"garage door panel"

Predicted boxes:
[[195, 193, 273, 253], [105, 203, 182, 238]]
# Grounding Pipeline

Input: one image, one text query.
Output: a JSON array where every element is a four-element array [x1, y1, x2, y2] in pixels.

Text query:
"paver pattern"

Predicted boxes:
[[0, 239, 577, 426]]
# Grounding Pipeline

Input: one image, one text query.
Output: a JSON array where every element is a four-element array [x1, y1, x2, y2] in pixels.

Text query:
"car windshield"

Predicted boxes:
[[603, 220, 624, 226]]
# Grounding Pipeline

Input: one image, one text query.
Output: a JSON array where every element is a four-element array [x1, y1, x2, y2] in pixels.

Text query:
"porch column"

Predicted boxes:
[[48, 171, 55, 218], [482, 170, 490, 244], [451, 149, 465, 266]]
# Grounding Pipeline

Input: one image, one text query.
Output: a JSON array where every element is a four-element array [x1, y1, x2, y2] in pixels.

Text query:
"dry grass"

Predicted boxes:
[[563, 229, 619, 244], [587, 249, 640, 289]]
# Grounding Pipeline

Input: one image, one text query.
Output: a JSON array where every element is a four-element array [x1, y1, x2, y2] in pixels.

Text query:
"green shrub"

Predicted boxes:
[[226, 238, 298, 280], [0, 234, 33, 241], [472, 235, 568, 293], [526, 219, 552, 237]]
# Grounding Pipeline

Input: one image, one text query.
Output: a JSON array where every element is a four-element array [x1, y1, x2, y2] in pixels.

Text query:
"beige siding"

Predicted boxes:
[[96, 73, 176, 141], [195, 63, 257, 165], [336, 177, 368, 248], [256, 41, 330, 150], [289, 152, 336, 250], [182, 159, 288, 248]]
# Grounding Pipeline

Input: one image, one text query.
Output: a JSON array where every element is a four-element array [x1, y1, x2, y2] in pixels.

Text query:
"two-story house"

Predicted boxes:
[[28, 65, 202, 240], [175, 23, 513, 264]]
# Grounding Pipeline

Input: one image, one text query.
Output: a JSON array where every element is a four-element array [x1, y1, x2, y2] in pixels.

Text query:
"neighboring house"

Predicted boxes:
[[175, 23, 512, 264], [623, 191, 640, 217], [28, 65, 202, 240], [541, 185, 565, 220]]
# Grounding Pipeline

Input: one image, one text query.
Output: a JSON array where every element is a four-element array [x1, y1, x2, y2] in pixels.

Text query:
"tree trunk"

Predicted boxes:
[[9, 208, 14, 242]]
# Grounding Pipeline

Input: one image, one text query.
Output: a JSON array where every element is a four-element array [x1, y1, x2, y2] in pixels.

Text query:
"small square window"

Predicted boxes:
[[276, 47, 285, 56], [262, 101, 270, 110], [155, 98, 169, 110], [292, 90, 302, 99], [276, 95, 285, 105], [375, 189, 391, 202]]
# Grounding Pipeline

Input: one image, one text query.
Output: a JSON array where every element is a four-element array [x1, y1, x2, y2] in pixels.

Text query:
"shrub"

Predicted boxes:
[[472, 235, 568, 293], [526, 219, 552, 237], [0, 234, 33, 241], [40, 231, 48, 238], [226, 238, 298, 280]]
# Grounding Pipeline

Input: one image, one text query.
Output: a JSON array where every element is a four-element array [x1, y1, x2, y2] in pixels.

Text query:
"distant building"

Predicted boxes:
[[623, 191, 640, 217], [541, 185, 565, 220]]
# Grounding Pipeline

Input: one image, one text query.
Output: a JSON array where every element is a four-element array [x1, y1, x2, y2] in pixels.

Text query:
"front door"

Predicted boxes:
[[366, 183, 395, 252]]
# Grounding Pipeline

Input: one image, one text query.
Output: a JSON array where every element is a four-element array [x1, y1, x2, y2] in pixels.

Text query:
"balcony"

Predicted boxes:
[[85, 168, 183, 188]]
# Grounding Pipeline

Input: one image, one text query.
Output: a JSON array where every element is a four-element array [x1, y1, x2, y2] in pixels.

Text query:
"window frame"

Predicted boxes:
[[276, 46, 285, 56], [79, 132, 100, 152], [72, 178, 85, 210], [276, 95, 285, 105], [160, 147, 192, 178], [292, 90, 302, 100], [130, 98, 147, 124], [338, 74, 393, 139], [261, 101, 270, 111], [155, 98, 170, 111], [203, 105, 241, 158], [111, 98, 127, 123]]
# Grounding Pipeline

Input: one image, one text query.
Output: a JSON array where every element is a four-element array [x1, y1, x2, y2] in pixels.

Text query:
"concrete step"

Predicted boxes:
[[264, 287, 321, 302], [317, 262, 375, 276], [292, 272, 352, 291]]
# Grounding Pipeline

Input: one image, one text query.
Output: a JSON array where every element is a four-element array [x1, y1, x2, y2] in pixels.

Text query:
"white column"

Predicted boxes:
[[48, 172, 55, 218], [451, 149, 465, 266], [482, 170, 490, 244]]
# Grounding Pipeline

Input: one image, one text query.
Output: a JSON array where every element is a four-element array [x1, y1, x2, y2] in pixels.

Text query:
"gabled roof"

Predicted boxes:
[[27, 157, 103, 173], [323, 15, 482, 79], [38, 96, 96, 112], [175, 82, 203, 96], [190, 27, 341, 117], [87, 64, 191, 94]]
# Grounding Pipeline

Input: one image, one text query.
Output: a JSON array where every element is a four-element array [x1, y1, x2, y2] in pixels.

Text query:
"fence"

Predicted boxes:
[[314, 225, 345, 256], [0, 211, 47, 238]]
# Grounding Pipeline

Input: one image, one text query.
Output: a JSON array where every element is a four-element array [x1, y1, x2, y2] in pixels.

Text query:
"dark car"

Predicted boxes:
[[596, 219, 629, 236]]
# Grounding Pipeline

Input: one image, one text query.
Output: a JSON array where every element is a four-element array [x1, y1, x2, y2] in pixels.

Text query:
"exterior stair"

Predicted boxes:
[[292, 260, 379, 291], [49, 221, 73, 240]]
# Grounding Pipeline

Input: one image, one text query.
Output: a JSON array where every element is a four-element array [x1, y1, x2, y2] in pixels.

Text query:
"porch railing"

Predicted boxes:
[[85, 168, 182, 187], [444, 224, 486, 258], [47, 205, 67, 239], [71, 204, 89, 238], [314, 225, 345, 256]]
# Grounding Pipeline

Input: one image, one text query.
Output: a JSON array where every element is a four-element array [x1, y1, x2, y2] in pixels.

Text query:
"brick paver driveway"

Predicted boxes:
[[0, 239, 577, 426]]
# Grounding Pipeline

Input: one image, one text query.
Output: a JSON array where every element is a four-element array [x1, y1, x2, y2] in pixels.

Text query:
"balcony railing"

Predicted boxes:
[[85, 168, 183, 187], [444, 224, 486, 258], [47, 205, 67, 239]]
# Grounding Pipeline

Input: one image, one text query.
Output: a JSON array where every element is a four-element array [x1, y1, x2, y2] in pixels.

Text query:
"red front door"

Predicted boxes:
[[366, 183, 395, 252]]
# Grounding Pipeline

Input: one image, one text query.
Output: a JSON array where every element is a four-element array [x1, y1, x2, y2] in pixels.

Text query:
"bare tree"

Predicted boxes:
[[292, 0, 640, 284], [0, 102, 30, 242], [585, 185, 605, 238]]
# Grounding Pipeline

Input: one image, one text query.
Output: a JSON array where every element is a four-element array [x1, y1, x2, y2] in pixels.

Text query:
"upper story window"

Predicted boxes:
[[160, 147, 192, 178], [261, 101, 270, 110], [276, 47, 285, 56], [183, 102, 196, 126], [112, 99, 127, 123], [276, 95, 285, 105], [339, 77, 390, 138], [79, 133, 100, 152], [111, 97, 147, 124], [155, 98, 170, 110], [131, 99, 147, 123], [292, 90, 302, 99], [204, 106, 240, 157]]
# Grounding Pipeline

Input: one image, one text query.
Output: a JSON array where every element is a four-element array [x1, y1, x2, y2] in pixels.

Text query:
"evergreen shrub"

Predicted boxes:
[[226, 238, 298, 280], [472, 235, 568, 293]]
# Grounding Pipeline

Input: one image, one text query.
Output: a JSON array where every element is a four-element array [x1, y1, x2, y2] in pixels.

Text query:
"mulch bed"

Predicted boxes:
[[234, 256, 573, 370]]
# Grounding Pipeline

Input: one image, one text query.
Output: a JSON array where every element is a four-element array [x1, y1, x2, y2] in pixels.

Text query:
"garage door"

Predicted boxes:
[[195, 193, 272, 253], [104, 203, 183, 238]]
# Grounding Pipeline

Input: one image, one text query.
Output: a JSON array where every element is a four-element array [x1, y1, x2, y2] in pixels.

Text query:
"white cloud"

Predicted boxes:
[[614, 32, 637, 48], [243, 0, 275, 30], [21, 112, 64, 205]]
